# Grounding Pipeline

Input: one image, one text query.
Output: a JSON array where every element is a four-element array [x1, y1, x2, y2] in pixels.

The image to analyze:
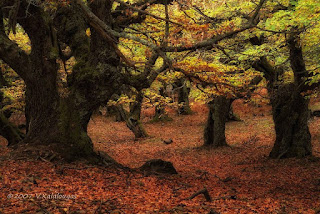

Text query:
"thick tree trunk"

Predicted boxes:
[[0, 1, 121, 163], [21, 63, 97, 160], [204, 96, 230, 147], [2, 3, 98, 161], [269, 84, 312, 158], [58, 98, 97, 160], [23, 70, 59, 141], [18, 70, 97, 161], [126, 92, 148, 139], [251, 35, 312, 159]]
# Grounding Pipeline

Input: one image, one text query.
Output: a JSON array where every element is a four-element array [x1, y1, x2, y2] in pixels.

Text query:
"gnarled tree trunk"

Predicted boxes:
[[251, 34, 312, 159], [0, 1, 101, 161], [204, 96, 230, 147], [269, 84, 312, 158]]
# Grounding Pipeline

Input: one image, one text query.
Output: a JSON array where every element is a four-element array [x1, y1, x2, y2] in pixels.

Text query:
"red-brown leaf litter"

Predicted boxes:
[[1, 101, 320, 213]]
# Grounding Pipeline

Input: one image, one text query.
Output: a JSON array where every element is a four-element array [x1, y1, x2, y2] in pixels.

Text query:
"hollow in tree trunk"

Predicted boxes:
[[204, 96, 230, 147], [269, 84, 312, 158]]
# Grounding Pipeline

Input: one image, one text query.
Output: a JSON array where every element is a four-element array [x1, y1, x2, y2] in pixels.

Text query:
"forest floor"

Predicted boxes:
[[1, 100, 320, 213]]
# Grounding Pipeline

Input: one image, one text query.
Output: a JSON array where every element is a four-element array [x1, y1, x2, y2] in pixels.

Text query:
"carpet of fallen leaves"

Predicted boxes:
[[1, 100, 320, 214]]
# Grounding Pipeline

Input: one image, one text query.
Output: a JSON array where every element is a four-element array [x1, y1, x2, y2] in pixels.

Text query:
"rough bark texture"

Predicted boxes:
[[50, 1, 124, 160], [269, 84, 312, 158], [0, 1, 117, 161], [17, 3, 61, 145], [204, 96, 230, 147], [251, 34, 312, 159]]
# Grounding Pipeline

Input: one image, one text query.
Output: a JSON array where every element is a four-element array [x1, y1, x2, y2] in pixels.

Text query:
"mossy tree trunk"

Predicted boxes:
[[0, 1, 99, 161], [204, 96, 230, 147], [269, 84, 311, 158], [10, 2, 62, 146], [251, 34, 312, 158]]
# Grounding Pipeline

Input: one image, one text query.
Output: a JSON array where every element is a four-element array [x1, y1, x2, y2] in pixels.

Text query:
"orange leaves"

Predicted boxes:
[[1, 101, 320, 213], [173, 59, 226, 89]]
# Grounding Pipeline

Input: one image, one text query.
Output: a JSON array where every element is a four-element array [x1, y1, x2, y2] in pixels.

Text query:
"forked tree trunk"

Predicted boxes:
[[204, 96, 230, 147], [269, 84, 312, 158], [0, 0, 122, 162]]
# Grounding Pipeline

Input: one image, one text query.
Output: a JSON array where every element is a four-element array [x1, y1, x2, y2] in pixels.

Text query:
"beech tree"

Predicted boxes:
[[2, 0, 317, 161], [0, 0, 161, 160], [221, 0, 320, 157], [0, 0, 171, 160], [251, 34, 313, 158]]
